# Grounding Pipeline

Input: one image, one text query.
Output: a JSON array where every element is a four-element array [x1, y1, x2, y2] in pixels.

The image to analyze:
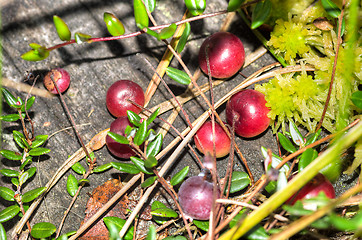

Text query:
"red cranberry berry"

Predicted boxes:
[[106, 80, 145, 117], [43, 68, 70, 94], [226, 89, 270, 138], [106, 116, 135, 159], [178, 175, 220, 220], [194, 120, 231, 158], [287, 173, 335, 206], [198, 32, 245, 79]]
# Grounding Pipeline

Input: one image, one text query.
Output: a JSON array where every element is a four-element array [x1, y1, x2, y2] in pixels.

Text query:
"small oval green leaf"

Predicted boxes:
[[227, 0, 245, 12], [11, 178, 19, 187], [1, 88, 17, 107], [104, 12, 125, 37], [103, 216, 134, 240], [13, 130, 26, 149], [146, 134, 163, 158], [21, 47, 50, 61], [31, 222, 56, 238], [145, 225, 156, 240], [166, 67, 191, 85], [74, 32, 92, 44], [0, 169, 19, 177], [22, 187, 46, 203], [130, 156, 153, 174], [170, 166, 189, 186], [151, 207, 178, 218], [251, 0, 272, 29], [107, 132, 129, 144], [0, 150, 22, 161], [305, 129, 321, 146], [321, 0, 341, 18], [134, 0, 149, 29], [25, 167, 37, 179], [184, 0, 206, 16], [53, 15, 71, 41], [351, 91, 362, 109], [158, 23, 177, 40], [144, 156, 158, 169], [71, 162, 86, 175], [278, 133, 296, 153], [21, 96, 36, 112], [28, 147, 51, 156], [193, 219, 209, 231], [144, 0, 156, 12], [31, 135, 48, 149], [0, 114, 21, 122], [20, 157, 32, 171], [0, 205, 20, 223], [0, 223, 6, 240], [110, 162, 141, 174], [93, 163, 112, 173], [133, 120, 147, 146], [19, 172, 29, 186], [146, 108, 160, 126], [66, 174, 78, 197], [176, 22, 191, 53], [141, 176, 157, 188], [0, 187, 15, 201], [127, 110, 142, 127], [225, 171, 250, 194], [298, 148, 318, 172]]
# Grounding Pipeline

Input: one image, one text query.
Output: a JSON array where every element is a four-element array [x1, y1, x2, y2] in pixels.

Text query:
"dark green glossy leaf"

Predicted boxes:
[[251, 0, 271, 29], [298, 148, 318, 172], [133, 120, 147, 146], [0, 223, 6, 240], [25, 167, 37, 179], [0, 187, 15, 201], [146, 108, 160, 126], [146, 134, 163, 158], [351, 91, 362, 109], [21, 47, 50, 61], [305, 129, 321, 146], [0, 150, 22, 161], [20, 157, 32, 171], [124, 125, 134, 136], [67, 174, 78, 197], [130, 156, 153, 174], [144, 156, 158, 169], [28, 147, 50, 156], [289, 120, 304, 146], [184, 0, 206, 16], [145, 225, 156, 240], [158, 23, 177, 40], [170, 166, 189, 186], [127, 110, 142, 127], [21, 137, 31, 149], [224, 171, 250, 194], [0, 205, 20, 223], [31, 134, 48, 148], [227, 0, 245, 12], [53, 15, 71, 41], [107, 132, 129, 144], [110, 162, 141, 174], [1, 88, 17, 107], [244, 224, 269, 240], [176, 22, 191, 53], [134, 0, 149, 29], [141, 176, 157, 188], [78, 178, 90, 186], [151, 201, 168, 224], [11, 178, 19, 187], [71, 162, 86, 175], [0, 114, 21, 122], [104, 12, 125, 37], [144, 0, 156, 12], [193, 219, 209, 231], [278, 132, 296, 153], [321, 0, 341, 18], [103, 216, 134, 240], [93, 163, 112, 173], [106, 220, 121, 240], [74, 32, 92, 44], [151, 205, 178, 218], [31, 222, 56, 238], [19, 172, 29, 186], [12, 131, 25, 149], [166, 67, 191, 85], [22, 187, 46, 203], [0, 169, 19, 177]]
